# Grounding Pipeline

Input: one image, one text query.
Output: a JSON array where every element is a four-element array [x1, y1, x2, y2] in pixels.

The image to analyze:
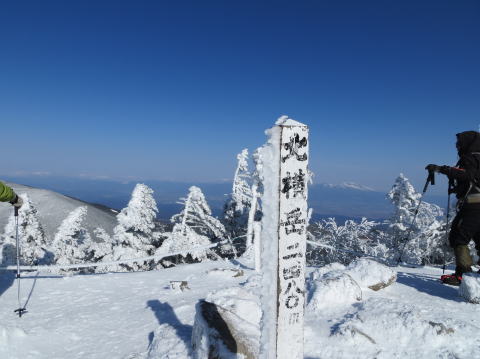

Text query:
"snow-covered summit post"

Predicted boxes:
[[257, 116, 309, 359]]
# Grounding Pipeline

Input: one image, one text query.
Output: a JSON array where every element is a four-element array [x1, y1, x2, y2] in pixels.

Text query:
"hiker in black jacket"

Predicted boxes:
[[426, 131, 480, 285]]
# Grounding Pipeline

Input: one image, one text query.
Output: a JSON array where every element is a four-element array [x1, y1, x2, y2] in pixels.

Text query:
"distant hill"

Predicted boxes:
[[0, 182, 118, 241]]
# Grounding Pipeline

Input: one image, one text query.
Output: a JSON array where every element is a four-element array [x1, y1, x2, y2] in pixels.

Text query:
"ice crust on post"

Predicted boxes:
[[257, 115, 309, 359], [257, 121, 281, 359]]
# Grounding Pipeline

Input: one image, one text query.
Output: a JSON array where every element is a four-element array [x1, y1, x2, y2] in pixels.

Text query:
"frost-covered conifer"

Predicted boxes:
[[172, 186, 226, 240], [157, 223, 216, 264], [1, 194, 52, 265], [166, 186, 229, 260], [244, 180, 259, 258], [83, 227, 114, 272], [51, 206, 90, 267], [93, 227, 112, 244], [112, 183, 158, 271], [387, 174, 443, 264], [244, 148, 264, 258], [223, 149, 252, 240], [90, 227, 113, 262]]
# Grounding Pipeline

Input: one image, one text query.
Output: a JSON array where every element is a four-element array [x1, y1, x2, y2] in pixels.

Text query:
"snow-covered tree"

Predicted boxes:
[[307, 217, 384, 266], [82, 227, 115, 273], [167, 186, 230, 260], [223, 149, 252, 241], [172, 186, 226, 240], [112, 183, 158, 271], [386, 174, 444, 264], [156, 223, 217, 265], [244, 179, 260, 258], [244, 148, 264, 259], [51, 206, 90, 268], [1, 194, 52, 266]]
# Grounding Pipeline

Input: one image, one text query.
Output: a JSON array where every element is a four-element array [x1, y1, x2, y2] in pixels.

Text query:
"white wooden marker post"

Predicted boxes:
[[276, 120, 309, 359]]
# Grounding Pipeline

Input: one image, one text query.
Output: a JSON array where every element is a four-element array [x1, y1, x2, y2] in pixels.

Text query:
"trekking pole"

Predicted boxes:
[[396, 170, 435, 265], [13, 206, 26, 317], [442, 180, 454, 274]]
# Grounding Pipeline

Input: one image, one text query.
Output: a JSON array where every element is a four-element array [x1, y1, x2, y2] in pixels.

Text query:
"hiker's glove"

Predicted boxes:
[[9, 195, 23, 208], [438, 165, 450, 175], [426, 164, 450, 175], [425, 164, 441, 173]]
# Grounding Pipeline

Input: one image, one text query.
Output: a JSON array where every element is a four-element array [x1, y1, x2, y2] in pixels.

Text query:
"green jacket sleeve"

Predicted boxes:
[[0, 181, 16, 202]]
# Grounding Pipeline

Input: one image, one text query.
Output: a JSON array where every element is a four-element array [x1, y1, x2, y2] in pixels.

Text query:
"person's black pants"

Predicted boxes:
[[449, 207, 480, 249]]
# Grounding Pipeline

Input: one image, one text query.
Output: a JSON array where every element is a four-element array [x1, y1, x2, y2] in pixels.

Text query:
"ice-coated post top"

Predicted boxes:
[[275, 115, 308, 128], [258, 115, 309, 359]]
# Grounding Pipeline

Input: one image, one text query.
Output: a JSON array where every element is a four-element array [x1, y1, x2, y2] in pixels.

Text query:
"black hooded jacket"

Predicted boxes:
[[440, 131, 480, 200]]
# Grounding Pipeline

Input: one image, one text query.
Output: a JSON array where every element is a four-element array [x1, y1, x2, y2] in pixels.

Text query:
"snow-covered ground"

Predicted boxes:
[[1, 260, 479, 358]]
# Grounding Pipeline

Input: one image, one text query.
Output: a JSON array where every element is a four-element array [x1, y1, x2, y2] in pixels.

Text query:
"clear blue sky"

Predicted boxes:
[[0, 0, 479, 192]]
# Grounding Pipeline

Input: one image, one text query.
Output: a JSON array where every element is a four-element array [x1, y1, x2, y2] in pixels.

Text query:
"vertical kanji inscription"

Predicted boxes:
[[276, 123, 309, 359]]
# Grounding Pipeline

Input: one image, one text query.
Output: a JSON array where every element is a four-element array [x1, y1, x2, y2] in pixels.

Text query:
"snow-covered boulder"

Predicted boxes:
[[192, 286, 261, 359], [308, 262, 346, 282], [307, 271, 362, 313], [459, 273, 480, 304], [345, 258, 396, 291], [327, 297, 455, 358]]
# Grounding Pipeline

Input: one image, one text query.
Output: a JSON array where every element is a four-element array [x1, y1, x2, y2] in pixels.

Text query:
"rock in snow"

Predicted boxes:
[[345, 258, 397, 291], [206, 268, 244, 278], [459, 273, 480, 304], [191, 286, 261, 359]]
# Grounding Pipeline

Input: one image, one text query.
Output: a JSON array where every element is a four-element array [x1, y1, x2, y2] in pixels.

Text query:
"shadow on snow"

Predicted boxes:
[[0, 271, 15, 298], [146, 300, 193, 349], [0, 243, 16, 298], [396, 271, 463, 302]]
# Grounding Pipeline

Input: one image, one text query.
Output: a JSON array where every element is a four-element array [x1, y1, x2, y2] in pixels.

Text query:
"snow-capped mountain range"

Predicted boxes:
[[322, 181, 375, 192]]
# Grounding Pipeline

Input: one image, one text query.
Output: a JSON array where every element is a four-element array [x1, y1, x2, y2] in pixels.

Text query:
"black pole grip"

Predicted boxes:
[[429, 171, 435, 186], [422, 170, 435, 193], [14, 206, 19, 217]]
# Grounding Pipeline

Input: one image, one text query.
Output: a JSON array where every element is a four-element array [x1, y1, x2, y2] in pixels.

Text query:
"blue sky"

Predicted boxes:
[[0, 0, 479, 192]]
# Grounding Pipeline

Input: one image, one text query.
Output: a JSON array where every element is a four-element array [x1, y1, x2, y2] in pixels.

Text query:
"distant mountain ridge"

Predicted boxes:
[[1, 176, 448, 223]]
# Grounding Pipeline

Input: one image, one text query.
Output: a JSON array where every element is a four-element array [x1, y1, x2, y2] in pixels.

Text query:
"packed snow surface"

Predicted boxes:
[[1, 260, 480, 358]]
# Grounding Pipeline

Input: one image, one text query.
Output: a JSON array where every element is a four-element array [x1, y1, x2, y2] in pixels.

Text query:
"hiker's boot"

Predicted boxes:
[[441, 273, 462, 286], [441, 245, 473, 286]]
